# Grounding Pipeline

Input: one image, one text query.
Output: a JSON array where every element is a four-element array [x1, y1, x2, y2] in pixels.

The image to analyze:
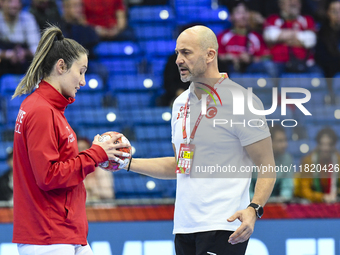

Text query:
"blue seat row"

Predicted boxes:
[[0, 74, 104, 96], [113, 171, 176, 199]]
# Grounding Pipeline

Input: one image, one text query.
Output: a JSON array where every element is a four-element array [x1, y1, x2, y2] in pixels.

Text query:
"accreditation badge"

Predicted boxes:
[[176, 143, 195, 175]]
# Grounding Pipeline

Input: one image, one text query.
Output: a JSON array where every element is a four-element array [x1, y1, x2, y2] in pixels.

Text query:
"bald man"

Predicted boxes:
[[126, 26, 276, 255]]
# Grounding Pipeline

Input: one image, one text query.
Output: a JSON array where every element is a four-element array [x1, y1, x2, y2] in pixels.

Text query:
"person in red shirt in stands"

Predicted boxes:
[[217, 1, 276, 77], [11, 25, 129, 255], [83, 0, 132, 41], [263, 0, 322, 76]]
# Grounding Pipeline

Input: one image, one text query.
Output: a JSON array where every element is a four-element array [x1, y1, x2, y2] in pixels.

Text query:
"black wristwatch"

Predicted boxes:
[[248, 203, 264, 218]]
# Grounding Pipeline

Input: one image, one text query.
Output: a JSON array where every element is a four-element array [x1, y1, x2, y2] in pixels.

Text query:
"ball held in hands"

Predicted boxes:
[[98, 131, 131, 171]]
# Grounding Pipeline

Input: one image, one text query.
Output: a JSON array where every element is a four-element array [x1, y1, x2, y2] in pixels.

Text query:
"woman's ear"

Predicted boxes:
[[55, 58, 67, 74]]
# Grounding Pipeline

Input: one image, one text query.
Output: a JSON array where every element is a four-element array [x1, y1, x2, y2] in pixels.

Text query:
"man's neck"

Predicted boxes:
[[193, 74, 222, 100]]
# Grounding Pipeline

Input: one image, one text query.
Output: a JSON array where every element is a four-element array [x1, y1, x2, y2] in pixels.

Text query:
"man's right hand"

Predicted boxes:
[[92, 134, 130, 161]]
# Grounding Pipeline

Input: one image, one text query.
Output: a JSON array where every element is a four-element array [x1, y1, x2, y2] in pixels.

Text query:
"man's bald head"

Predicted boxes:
[[179, 25, 219, 53], [175, 25, 220, 82]]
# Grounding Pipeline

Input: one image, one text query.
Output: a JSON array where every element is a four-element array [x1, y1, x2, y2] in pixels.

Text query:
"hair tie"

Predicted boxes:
[[54, 33, 64, 42]]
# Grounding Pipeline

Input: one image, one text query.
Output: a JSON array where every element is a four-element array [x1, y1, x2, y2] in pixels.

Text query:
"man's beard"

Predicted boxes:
[[180, 71, 192, 83]]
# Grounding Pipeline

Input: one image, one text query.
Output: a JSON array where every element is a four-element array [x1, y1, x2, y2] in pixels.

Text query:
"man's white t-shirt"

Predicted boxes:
[[171, 77, 270, 234]]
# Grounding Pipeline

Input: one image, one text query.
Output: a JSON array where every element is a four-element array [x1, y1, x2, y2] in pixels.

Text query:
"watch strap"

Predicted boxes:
[[247, 203, 263, 218]]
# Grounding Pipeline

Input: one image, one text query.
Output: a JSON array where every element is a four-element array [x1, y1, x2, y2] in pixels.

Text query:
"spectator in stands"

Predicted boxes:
[[158, 52, 190, 107], [217, 1, 276, 77], [61, 0, 98, 57], [0, 149, 13, 201], [29, 0, 62, 31], [61, 0, 107, 83], [219, 0, 280, 20], [315, 0, 340, 79], [300, 0, 329, 23], [263, 0, 321, 76], [294, 127, 340, 203], [248, 9, 266, 33], [0, 0, 40, 77], [220, 0, 278, 33], [78, 137, 114, 202], [83, 0, 133, 41], [250, 125, 294, 202]]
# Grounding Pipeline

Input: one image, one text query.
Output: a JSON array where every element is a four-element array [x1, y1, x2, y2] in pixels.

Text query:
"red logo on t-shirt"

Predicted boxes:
[[206, 107, 218, 119]]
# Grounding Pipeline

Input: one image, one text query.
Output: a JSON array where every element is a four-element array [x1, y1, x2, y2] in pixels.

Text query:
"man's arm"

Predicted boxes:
[[250, 137, 276, 206], [227, 137, 276, 245], [128, 144, 177, 179]]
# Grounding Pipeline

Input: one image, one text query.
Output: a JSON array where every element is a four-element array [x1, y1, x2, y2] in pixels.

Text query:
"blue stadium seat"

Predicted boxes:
[[5, 95, 27, 109], [129, 5, 175, 23], [120, 107, 172, 125], [332, 73, 340, 92], [176, 6, 229, 25], [114, 173, 164, 199], [131, 141, 174, 158], [94, 41, 142, 58], [0, 110, 5, 127], [161, 179, 176, 198], [114, 92, 156, 110], [132, 24, 175, 40], [6, 109, 20, 127], [0, 73, 104, 95], [76, 126, 122, 141], [282, 88, 327, 103], [72, 93, 104, 108], [287, 139, 316, 161], [227, 74, 275, 106], [0, 160, 8, 176], [302, 105, 340, 125], [253, 91, 277, 107], [280, 89, 329, 122], [149, 57, 169, 76], [266, 106, 294, 120], [229, 73, 275, 89], [4, 95, 27, 127], [174, 0, 212, 7], [65, 107, 123, 128], [108, 74, 162, 92], [100, 59, 140, 75], [306, 124, 340, 140], [134, 125, 171, 141], [140, 40, 176, 58], [80, 74, 104, 91], [0, 74, 24, 96], [115, 175, 176, 199], [279, 73, 327, 90], [0, 141, 13, 161]]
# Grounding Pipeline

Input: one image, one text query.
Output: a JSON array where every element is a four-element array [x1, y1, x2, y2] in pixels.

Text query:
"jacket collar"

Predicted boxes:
[[36, 80, 75, 112]]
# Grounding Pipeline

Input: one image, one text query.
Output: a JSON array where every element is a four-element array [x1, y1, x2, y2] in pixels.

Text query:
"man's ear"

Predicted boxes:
[[206, 48, 217, 64], [55, 58, 67, 74]]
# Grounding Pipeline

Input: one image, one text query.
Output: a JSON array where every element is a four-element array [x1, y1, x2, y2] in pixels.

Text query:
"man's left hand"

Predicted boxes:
[[227, 207, 257, 245]]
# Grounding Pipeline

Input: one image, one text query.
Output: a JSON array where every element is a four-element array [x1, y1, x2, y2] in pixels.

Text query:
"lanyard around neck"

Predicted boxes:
[[182, 74, 228, 144]]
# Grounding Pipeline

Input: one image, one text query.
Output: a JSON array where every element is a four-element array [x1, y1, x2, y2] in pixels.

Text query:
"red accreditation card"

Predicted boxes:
[[176, 143, 195, 175]]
